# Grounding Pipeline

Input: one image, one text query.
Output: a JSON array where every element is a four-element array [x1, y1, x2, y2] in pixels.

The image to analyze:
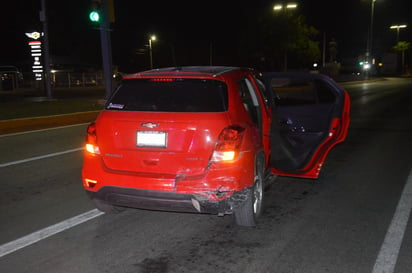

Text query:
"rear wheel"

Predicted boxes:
[[234, 157, 265, 227], [93, 198, 124, 214]]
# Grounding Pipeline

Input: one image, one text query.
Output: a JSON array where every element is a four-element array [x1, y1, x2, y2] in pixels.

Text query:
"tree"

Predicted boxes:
[[392, 41, 410, 74], [240, 10, 320, 71]]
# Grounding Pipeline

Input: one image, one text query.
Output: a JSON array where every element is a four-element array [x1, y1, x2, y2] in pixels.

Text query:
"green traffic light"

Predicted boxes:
[[89, 11, 100, 22]]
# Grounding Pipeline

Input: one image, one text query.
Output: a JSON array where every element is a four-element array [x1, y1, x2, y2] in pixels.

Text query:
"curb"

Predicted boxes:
[[0, 111, 100, 135]]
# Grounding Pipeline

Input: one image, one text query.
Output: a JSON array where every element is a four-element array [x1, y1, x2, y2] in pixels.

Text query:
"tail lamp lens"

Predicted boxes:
[[85, 122, 100, 155], [84, 178, 97, 188], [211, 125, 245, 162]]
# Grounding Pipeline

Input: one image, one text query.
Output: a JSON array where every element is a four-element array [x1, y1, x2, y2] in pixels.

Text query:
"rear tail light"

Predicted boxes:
[[211, 125, 245, 162], [84, 178, 98, 188], [85, 122, 101, 155], [150, 78, 174, 82]]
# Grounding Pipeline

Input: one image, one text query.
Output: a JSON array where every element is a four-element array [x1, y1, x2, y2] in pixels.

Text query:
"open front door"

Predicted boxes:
[[262, 73, 350, 179]]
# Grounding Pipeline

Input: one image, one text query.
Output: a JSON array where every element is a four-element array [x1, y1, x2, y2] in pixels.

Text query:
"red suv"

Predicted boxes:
[[82, 66, 350, 227]]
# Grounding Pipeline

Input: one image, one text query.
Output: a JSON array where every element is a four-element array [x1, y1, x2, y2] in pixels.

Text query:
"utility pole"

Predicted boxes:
[[99, 0, 113, 99], [209, 42, 213, 66], [89, 0, 113, 98], [40, 0, 52, 98], [367, 0, 376, 65], [322, 32, 326, 68]]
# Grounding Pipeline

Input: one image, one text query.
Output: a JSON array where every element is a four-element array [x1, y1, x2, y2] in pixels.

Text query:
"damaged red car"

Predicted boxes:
[[82, 66, 350, 227]]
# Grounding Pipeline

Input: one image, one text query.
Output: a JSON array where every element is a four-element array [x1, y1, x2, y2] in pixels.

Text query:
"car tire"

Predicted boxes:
[[234, 156, 265, 227], [93, 198, 124, 214]]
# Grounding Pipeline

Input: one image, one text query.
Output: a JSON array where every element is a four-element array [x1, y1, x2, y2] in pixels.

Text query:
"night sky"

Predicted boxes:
[[0, 0, 410, 72]]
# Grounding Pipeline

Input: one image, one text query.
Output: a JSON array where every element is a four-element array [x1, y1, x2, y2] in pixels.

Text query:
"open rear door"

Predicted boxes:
[[262, 73, 350, 179]]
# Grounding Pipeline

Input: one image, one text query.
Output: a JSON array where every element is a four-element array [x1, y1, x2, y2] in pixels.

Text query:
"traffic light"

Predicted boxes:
[[89, 10, 100, 22], [89, 0, 101, 23]]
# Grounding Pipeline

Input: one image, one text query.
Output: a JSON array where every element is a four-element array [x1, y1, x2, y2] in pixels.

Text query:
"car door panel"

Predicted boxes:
[[262, 73, 350, 178], [277, 104, 333, 133]]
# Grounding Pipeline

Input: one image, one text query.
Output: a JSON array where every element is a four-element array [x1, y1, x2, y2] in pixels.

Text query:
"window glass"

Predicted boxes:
[[238, 78, 259, 124], [253, 75, 271, 108], [313, 79, 336, 103], [107, 78, 228, 112], [271, 78, 335, 106]]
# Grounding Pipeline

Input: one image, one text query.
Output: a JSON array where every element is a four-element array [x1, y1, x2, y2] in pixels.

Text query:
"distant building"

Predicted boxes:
[[0, 65, 24, 90]]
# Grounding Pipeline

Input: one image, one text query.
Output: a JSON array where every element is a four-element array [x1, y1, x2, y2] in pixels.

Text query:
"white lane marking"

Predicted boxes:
[[0, 148, 83, 168], [0, 209, 104, 258], [372, 168, 412, 273], [0, 123, 90, 138]]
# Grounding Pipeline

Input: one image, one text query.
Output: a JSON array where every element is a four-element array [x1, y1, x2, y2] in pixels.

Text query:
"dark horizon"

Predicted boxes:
[[1, 0, 410, 72]]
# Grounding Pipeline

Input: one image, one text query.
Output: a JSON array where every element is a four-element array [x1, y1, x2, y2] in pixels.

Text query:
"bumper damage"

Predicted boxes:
[[86, 185, 253, 216]]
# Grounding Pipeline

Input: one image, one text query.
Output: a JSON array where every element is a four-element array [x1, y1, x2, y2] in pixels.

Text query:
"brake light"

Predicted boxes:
[[85, 122, 101, 155], [84, 178, 97, 188], [150, 78, 174, 82], [211, 125, 245, 162]]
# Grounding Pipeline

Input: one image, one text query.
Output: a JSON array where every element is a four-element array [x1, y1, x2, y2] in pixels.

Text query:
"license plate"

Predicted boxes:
[[137, 131, 167, 148]]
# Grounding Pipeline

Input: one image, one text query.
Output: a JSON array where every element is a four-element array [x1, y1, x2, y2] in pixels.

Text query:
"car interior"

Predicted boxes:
[[268, 77, 338, 172]]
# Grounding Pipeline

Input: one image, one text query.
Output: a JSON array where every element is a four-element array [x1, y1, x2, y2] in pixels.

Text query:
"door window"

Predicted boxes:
[[272, 78, 336, 106], [238, 78, 261, 125]]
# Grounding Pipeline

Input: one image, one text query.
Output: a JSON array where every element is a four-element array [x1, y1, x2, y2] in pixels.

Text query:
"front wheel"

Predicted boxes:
[[234, 157, 265, 227]]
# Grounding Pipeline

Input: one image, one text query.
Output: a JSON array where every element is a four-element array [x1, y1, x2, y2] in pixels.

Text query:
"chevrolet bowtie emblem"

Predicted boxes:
[[141, 122, 159, 129]]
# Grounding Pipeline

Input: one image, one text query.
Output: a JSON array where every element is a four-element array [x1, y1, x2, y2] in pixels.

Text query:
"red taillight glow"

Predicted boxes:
[[85, 143, 100, 154], [84, 178, 97, 188], [213, 151, 236, 161], [150, 78, 174, 82], [85, 122, 100, 155], [211, 126, 245, 162]]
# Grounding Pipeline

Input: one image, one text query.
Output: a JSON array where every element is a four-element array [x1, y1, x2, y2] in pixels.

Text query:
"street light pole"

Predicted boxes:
[[390, 24, 407, 42], [40, 0, 52, 98], [367, 0, 376, 64], [149, 35, 156, 69], [273, 2, 298, 71], [390, 25, 408, 74]]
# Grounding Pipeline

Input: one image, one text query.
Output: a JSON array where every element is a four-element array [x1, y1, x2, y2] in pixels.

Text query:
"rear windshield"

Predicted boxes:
[[107, 78, 228, 112]]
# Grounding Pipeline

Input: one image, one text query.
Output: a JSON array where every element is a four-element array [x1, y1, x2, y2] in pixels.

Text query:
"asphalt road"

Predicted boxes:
[[1, 78, 412, 273]]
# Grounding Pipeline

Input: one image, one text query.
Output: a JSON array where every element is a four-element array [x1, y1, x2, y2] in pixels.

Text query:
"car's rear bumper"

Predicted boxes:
[[86, 186, 235, 215], [82, 151, 255, 194]]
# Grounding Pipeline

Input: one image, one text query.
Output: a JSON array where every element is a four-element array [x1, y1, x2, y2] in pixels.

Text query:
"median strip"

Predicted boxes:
[[0, 111, 100, 135]]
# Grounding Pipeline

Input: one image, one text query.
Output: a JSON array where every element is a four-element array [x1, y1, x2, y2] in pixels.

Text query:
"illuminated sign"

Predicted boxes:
[[25, 31, 44, 81], [25, 31, 42, 40]]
